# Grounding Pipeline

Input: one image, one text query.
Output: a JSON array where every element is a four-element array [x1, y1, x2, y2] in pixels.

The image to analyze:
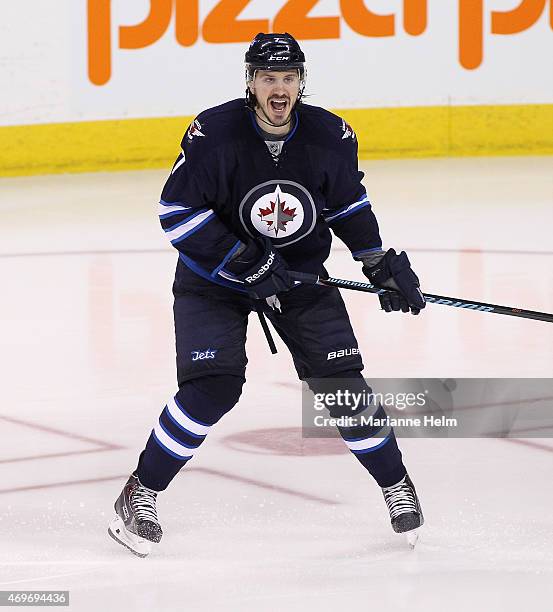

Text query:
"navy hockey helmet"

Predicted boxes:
[[245, 33, 306, 107], [245, 32, 305, 77]]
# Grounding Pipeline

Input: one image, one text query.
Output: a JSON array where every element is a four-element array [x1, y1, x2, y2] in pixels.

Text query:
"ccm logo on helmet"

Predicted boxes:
[[327, 348, 360, 360], [245, 251, 275, 284]]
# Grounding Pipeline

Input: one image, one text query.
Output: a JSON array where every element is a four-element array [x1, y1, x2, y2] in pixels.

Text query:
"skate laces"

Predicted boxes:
[[382, 477, 417, 519], [131, 484, 159, 524]]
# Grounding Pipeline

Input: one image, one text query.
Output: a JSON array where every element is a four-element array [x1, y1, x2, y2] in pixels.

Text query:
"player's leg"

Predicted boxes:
[[108, 289, 250, 556], [305, 370, 423, 537], [265, 284, 423, 536], [265, 285, 406, 485], [306, 370, 407, 487]]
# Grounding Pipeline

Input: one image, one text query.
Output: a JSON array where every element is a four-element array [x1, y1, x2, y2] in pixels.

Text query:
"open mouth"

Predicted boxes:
[[269, 99, 288, 113]]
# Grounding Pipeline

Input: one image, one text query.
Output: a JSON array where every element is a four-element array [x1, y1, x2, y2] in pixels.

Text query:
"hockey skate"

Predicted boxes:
[[108, 473, 163, 557], [381, 474, 424, 548]]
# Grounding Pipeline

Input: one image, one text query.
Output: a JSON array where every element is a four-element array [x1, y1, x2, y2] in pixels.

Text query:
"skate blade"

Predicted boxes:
[[108, 516, 152, 558], [405, 529, 420, 549]]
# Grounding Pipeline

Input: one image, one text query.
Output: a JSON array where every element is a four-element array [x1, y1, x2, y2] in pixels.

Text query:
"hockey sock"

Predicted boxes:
[[339, 407, 407, 488], [307, 371, 407, 488], [136, 375, 244, 491]]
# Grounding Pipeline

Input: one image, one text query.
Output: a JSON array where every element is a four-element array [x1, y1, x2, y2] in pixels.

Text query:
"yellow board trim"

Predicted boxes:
[[1, 104, 552, 177]]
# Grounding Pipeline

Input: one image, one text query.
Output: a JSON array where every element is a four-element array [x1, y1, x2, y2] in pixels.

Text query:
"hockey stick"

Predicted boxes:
[[289, 271, 553, 324], [255, 304, 278, 354]]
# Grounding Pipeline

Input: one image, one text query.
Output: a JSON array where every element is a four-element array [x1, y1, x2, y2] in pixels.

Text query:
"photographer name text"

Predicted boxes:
[[313, 415, 458, 428]]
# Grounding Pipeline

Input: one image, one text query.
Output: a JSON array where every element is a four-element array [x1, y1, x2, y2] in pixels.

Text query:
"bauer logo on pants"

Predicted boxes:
[[327, 348, 360, 360], [238, 180, 316, 248]]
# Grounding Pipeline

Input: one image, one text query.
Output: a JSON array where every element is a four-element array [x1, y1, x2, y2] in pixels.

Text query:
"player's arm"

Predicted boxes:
[[158, 123, 293, 298], [159, 143, 240, 280], [321, 129, 382, 258], [323, 126, 425, 315]]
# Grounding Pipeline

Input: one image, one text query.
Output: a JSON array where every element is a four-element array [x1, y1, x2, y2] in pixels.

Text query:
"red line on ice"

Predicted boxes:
[[192, 467, 339, 505], [0, 468, 340, 504], [0, 414, 119, 449]]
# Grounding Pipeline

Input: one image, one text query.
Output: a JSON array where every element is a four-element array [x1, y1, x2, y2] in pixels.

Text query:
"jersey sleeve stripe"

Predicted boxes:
[[159, 199, 190, 208], [322, 192, 370, 214], [352, 247, 384, 258], [159, 208, 203, 231], [217, 270, 243, 284], [165, 209, 215, 244], [323, 194, 371, 223], [178, 253, 249, 293], [210, 240, 243, 278], [158, 202, 192, 219], [164, 207, 209, 233]]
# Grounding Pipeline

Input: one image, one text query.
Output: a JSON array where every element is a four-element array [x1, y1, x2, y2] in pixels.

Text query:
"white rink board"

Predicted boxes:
[[1, 0, 552, 126]]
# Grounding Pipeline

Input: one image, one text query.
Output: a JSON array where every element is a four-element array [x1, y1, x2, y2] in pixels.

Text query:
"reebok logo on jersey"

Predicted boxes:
[[245, 251, 275, 283], [191, 349, 217, 361], [327, 348, 360, 360]]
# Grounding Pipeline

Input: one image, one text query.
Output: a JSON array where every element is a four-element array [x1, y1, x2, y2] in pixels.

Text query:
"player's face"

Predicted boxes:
[[250, 70, 300, 127]]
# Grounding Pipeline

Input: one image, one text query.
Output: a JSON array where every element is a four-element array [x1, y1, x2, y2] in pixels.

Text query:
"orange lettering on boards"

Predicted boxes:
[[340, 0, 395, 37], [202, 0, 269, 44], [458, 0, 483, 70], [175, 0, 199, 47], [88, 0, 111, 86], [119, 0, 173, 49], [87, 0, 552, 86], [491, 0, 547, 35], [404, 0, 427, 36], [88, 0, 198, 85], [273, 0, 340, 40], [459, 0, 550, 69]]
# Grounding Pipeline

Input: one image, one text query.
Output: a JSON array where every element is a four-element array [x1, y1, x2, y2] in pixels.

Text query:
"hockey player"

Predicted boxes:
[[108, 33, 426, 557]]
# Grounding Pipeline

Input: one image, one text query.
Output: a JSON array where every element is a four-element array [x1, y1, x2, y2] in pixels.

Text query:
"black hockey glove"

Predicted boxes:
[[361, 248, 426, 315], [224, 238, 294, 300]]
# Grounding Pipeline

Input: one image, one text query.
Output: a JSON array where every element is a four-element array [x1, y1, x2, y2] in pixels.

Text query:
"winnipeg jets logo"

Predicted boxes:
[[187, 119, 205, 141], [257, 187, 297, 237], [341, 118, 356, 140], [250, 185, 304, 239], [239, 180, 316, 248]]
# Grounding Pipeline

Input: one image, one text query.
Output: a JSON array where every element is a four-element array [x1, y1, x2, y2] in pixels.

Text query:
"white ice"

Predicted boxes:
[[1, 157, 553, 611]]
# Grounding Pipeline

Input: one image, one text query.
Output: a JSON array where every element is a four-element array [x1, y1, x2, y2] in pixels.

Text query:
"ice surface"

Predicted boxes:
[[1, 157, 553, 611]]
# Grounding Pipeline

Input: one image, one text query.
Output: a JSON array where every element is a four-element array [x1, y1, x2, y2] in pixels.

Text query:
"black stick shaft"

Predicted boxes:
[[255, 306, 278, 354], [289, 272, 553, 324]]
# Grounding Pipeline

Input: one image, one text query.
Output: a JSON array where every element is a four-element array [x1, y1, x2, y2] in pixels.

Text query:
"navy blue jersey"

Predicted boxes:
[[158, 99, 383, 292]]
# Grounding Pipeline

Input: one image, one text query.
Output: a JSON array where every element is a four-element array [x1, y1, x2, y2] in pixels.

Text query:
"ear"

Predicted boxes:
[[248, 81, 255, 95]]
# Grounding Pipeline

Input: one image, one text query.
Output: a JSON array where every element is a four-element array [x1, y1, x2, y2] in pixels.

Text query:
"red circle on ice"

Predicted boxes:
[[222, 426, 347, 456]]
